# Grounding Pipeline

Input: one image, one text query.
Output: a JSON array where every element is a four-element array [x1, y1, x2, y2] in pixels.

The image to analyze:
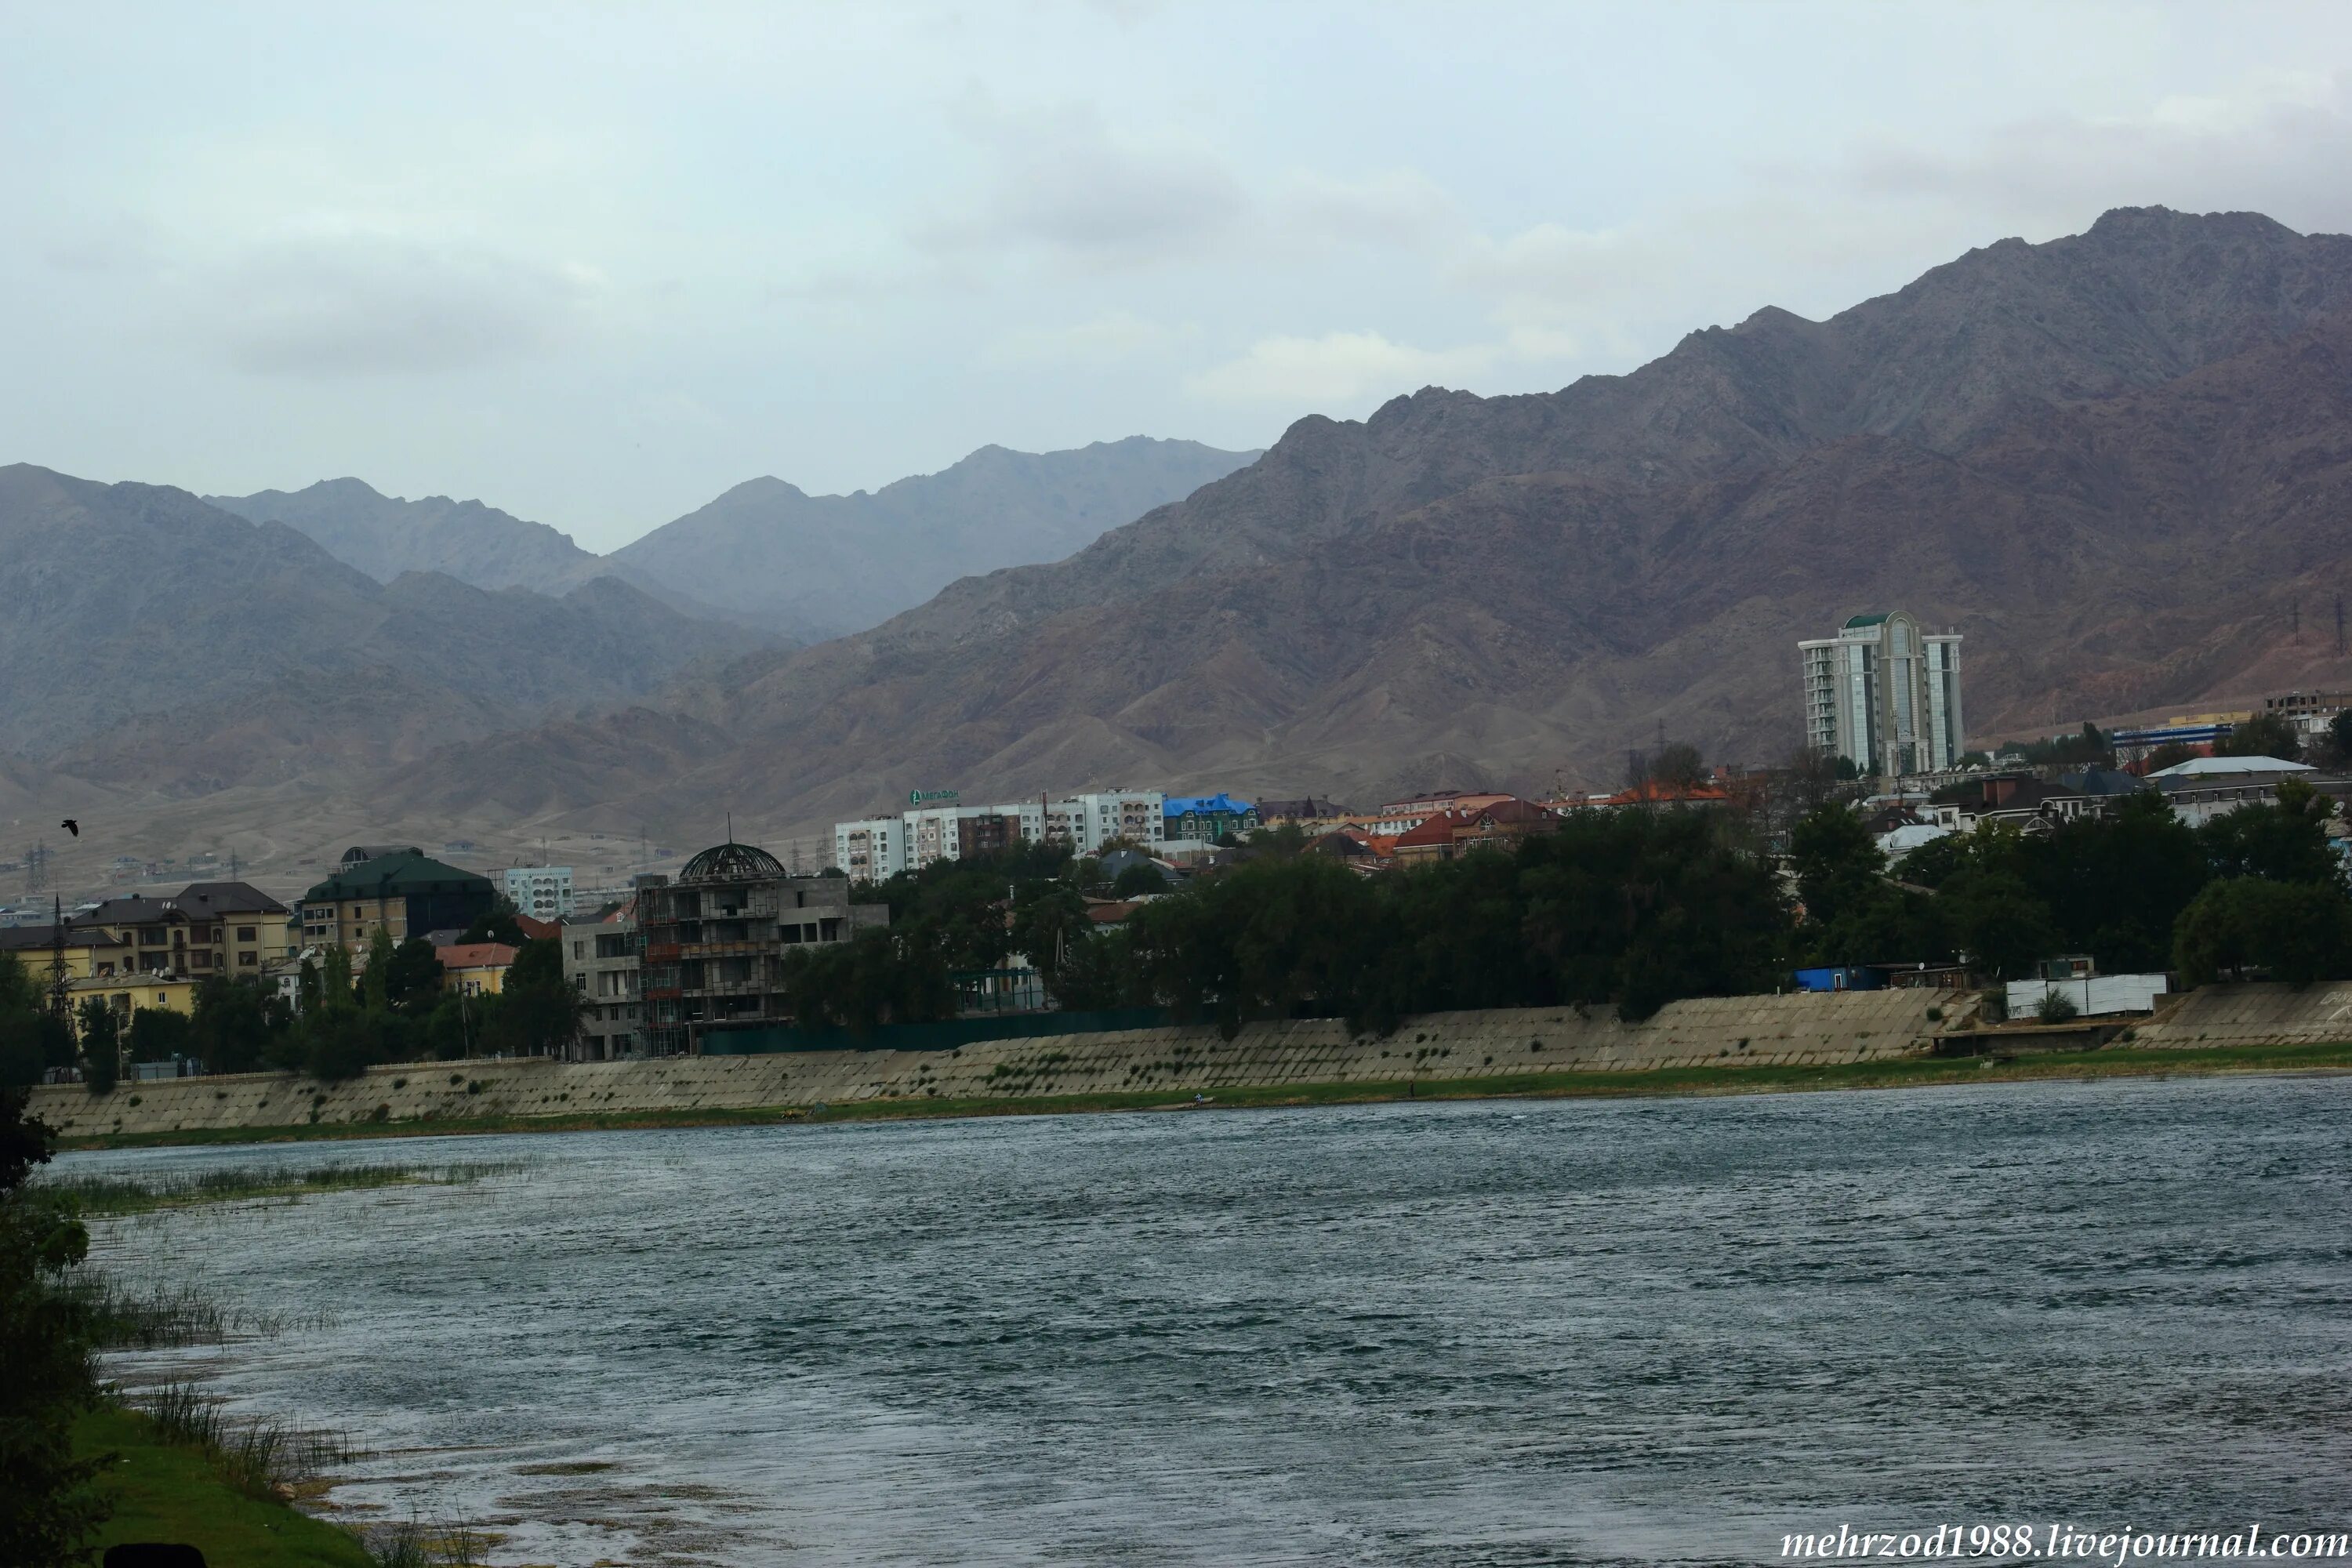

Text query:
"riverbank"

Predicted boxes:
[[73, 1405, 372, 1568], [53, 1039, 2352, 1150]]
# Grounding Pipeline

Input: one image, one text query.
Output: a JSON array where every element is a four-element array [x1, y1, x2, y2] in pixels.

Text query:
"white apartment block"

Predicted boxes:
[[833, 818, 907, 883], [503, 865, 575, 920], [1047, 791, 1166, 853], [1801, 612, 1964, 778], [903, 803, 1048, 873]]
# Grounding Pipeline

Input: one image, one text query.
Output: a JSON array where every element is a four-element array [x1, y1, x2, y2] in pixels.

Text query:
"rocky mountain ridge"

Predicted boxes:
[[375, 206, 2352, 833]]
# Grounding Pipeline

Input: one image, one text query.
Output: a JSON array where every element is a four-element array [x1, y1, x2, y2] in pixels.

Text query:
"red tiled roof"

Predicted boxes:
[[514, 914, 562, 941], [435, 942, 517, 970]]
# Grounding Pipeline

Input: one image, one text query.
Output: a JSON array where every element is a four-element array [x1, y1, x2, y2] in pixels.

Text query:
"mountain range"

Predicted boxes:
[[209, 437, 1259, 642], [13, 205, 2352, 874], [376, 206, 2352, 834]]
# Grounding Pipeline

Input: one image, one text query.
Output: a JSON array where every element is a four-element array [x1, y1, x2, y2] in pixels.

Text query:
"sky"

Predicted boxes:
[[8, 2, 2352, 552]]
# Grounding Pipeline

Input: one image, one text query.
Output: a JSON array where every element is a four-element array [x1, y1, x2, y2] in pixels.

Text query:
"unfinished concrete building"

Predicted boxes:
[[637, 840, 887, 1055]]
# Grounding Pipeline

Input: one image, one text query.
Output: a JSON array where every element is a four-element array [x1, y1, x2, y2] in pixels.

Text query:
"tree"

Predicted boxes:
[[2173, 877, 2352, 988], [1789, 803, 1883, 927], [486, 938, 583, 1057], [188, 976, 277, 1076], [125, 1007, 193, 1064], [0, 959, 74, 1091], [0, 1083, 111, 1563], [361, 925, 396, 1012], [320, 945, 355, 1014], [1646, 742, 1708, 790], [1940, 871, 2060, 980], [2198, 779, 2342, 888], [2144, 741, 2200, 773], [1111, 862, 1170, 898], [2020, 792, 2209, 974], [461, 895, 528, 946], [2323, 711, 2352, 771], [72, 1000, 120, 1093], [383, 938, 447, 1015], [2216, 714, 2301, 763]]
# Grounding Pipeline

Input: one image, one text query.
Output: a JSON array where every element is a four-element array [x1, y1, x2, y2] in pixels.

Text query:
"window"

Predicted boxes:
[[239, 953, 257, 967], [237, 926, 256, 942], [572, 942, 585, 959]]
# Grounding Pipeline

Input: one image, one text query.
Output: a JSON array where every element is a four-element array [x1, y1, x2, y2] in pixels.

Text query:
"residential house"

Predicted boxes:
[[1389, 798, 1560, 864], [437, 942, 517, 996], [1047, 791, 1166, 853], [0, 921, 131, 982], [1369, 791, 1515, 836]]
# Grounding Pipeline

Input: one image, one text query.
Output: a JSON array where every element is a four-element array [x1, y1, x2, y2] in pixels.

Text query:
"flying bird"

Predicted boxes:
[[60, 819, 78, 837]]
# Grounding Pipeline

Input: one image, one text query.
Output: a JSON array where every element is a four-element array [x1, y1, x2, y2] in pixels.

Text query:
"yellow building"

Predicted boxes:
[[0, 923, 131, 982], [436, 942, 517, 996], [80, 882, 299, 982], [68, 973, 198, 1018]]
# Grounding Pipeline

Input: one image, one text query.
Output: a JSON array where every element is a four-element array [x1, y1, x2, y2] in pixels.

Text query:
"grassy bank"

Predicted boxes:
[[53, 1040, 2352, 1150], [73, 1404, 372, 1568]]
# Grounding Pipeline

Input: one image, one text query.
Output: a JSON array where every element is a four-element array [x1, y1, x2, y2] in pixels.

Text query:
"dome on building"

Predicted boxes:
[[677, 840, 786, 883]]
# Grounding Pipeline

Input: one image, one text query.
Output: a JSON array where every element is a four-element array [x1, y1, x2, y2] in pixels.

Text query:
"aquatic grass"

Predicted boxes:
[[367, 1515, 493, 1568], [39, 1159, 528, 1216], [76, 1268, 332, 1347], [132, 1382, 356, 1501]]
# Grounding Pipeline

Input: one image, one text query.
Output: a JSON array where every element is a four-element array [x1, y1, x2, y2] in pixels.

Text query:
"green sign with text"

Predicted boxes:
[[909, 789, 960, 805]]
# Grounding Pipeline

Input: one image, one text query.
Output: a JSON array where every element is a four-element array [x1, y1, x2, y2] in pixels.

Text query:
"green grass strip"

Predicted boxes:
[[54, 1041, 2352, 1150], [72, 1404, 372, 1568]]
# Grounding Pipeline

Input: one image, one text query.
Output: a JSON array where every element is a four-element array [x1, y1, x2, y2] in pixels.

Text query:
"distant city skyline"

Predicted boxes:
[[8, 2, 2352, 549]]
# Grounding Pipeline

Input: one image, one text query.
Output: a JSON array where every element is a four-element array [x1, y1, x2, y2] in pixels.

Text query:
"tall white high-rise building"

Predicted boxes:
[[1045, 791, 1166, 853], [1800, 612, 1964, 777]]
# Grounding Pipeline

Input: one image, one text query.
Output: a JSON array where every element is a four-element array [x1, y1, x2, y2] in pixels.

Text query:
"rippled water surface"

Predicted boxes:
[[61, 1076, 2352, 1565]]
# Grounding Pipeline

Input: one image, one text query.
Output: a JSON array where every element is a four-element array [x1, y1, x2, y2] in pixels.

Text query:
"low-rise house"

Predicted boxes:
[[437, 942, 517, 996], [1390, 798, 1560, 863], [0, 920, 131, 981]]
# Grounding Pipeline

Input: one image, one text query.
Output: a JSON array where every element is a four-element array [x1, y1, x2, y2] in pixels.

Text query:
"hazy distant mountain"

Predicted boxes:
[[0, 466, 762, 790], [608, 437, 1261, 639], [208, 477, 609, 597], [379, 207, 2352, 831]]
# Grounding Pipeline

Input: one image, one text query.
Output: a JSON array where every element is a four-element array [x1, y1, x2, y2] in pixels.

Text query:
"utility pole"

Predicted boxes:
[[48, 895, 71, 1022], [2337, 593, 2346, 659], [24, 840, 49, 897]]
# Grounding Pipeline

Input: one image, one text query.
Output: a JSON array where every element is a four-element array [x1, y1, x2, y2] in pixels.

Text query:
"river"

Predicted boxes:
[[60, 1074, 2352, 1565]]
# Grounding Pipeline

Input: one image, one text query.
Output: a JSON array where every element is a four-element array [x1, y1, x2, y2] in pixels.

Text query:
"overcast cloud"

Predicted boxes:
[[5, 1, 2352, 550]]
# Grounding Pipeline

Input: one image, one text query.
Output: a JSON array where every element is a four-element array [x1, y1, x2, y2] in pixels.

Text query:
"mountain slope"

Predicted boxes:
[[377, 207, 2352, 833], [608, 436, 1261, 638], [0, 466, 761, 785], [207, 478, 609, 597]]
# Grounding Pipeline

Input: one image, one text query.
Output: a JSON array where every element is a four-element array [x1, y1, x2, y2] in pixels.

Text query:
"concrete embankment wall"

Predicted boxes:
[[32, 990, 1956, 1141], [2126, 982, 2352, 1048]]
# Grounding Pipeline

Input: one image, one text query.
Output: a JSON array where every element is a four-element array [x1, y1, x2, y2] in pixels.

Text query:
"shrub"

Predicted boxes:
[[2035, 991, 2080, 1025]]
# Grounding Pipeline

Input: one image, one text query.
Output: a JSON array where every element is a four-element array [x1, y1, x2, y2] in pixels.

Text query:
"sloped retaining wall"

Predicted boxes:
[[31, 989, 1955, 1142], [2125, 982, 2352, 1048]]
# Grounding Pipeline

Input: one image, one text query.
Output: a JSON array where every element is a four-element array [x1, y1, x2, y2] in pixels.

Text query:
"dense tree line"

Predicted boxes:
[[786, 810, 1788, 1037], [1791, 779, 2351, 985]]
